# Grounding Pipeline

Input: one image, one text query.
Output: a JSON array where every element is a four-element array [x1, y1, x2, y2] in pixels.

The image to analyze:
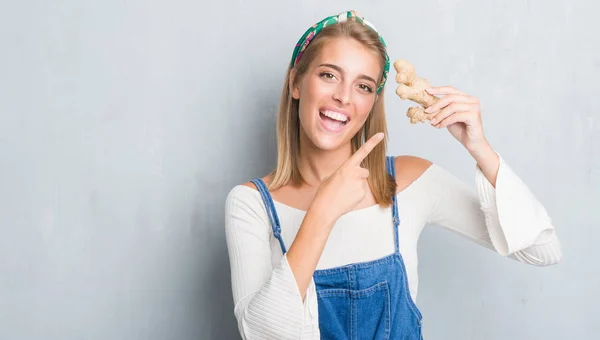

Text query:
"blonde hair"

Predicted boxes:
[[267, 18, 397, 207]]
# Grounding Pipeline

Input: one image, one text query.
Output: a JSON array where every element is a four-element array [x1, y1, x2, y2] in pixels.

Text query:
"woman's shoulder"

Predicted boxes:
[[392, 155, 436, 193], [241, 181, 258, 190], [226, 181, 264, 212], [240, 175, 271, 190], [228, 174, 279, 211]]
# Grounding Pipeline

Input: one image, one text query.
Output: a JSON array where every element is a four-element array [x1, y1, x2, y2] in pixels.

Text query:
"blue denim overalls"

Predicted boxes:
[[251, 156, 424, 339]]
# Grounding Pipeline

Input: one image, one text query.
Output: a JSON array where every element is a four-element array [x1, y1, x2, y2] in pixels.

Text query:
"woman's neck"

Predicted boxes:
[[297, 131, 353, 188]]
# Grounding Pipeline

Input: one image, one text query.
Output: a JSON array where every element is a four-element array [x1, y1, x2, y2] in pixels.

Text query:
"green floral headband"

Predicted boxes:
[[290, 10, 390, 94]]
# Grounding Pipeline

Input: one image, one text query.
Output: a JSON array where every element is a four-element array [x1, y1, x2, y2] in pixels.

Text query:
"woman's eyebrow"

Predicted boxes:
[[318, 63, 377, 84]]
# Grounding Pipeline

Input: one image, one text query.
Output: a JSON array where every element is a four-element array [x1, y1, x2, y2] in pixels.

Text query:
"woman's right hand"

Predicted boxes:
[[310, 132, 385, 223]]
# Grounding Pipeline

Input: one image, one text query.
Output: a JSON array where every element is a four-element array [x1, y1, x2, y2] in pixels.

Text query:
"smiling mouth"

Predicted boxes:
[[319, 109, 349, 133]]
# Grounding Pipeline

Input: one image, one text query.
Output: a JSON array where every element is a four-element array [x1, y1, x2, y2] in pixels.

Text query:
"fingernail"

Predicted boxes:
[[430, 119, 437, 125], [424, 107, 432, 113]]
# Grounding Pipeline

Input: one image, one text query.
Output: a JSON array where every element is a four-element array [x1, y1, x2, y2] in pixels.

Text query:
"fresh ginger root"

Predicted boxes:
[[393, 59, 440, 124]]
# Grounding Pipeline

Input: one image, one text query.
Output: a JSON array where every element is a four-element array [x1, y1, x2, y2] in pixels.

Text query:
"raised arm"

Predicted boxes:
[[417, 155, 562, 265]]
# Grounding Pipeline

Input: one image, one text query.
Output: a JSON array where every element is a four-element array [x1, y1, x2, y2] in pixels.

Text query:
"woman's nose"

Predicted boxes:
[[332, 83, 352, 105]]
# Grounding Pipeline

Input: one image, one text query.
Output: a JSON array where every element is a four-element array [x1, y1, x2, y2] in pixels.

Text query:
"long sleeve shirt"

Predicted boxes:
[[224, 154, 562, 339]]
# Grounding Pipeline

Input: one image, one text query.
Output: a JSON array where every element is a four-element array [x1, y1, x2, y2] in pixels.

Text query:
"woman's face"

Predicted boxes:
[[292, 37, 381, 151]]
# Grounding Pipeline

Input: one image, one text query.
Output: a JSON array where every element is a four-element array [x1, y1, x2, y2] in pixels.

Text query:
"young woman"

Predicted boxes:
[[224, 10, 562, 339]]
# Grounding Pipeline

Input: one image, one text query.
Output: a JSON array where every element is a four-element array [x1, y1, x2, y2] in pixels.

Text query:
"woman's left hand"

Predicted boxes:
[[423, 86, 488, 151]]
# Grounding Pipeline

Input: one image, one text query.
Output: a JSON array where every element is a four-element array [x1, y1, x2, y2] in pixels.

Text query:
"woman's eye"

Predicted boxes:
[[320, 72, 335, 80], [359, 84, 373, 93]]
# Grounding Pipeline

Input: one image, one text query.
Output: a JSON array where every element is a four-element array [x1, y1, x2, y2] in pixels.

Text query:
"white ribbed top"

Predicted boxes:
[[224, 154, 562, 339]]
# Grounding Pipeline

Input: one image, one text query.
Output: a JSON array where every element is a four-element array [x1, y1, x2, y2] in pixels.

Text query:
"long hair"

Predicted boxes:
[[267, 18, 397, 207]]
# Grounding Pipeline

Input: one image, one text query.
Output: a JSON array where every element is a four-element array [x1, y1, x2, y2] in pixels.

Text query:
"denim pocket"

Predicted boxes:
[[317, 281, 390, 340]]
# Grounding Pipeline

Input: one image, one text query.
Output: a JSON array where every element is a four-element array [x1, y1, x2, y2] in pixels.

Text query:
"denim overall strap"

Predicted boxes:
[[250, 179, 287, 254], [386, 156, 401, 254]]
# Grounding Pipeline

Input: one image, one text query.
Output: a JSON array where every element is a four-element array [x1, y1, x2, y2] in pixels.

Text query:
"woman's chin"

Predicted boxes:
[[310, 132, 349, 151]]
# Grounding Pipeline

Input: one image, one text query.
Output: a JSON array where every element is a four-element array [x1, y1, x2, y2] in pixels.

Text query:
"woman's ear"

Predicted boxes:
[[289, 68, 300, 100]]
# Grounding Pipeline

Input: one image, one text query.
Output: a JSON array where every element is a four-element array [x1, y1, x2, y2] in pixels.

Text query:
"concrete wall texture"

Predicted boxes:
[[1, 1, 597, 339]]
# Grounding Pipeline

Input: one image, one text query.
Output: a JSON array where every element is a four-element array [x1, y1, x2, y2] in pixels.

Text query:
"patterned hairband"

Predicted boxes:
[[290, 10, 390, 94]]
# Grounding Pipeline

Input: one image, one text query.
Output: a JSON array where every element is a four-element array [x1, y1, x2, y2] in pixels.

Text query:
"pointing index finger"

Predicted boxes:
[[348, 132, 385, 166]]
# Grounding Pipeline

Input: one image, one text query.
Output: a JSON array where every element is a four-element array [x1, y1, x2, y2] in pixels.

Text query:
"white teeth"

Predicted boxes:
[[321, 110, 348, 122]]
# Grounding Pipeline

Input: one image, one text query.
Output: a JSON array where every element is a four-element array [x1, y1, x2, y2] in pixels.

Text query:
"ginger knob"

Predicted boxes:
[[393, 59, 439, 124]]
